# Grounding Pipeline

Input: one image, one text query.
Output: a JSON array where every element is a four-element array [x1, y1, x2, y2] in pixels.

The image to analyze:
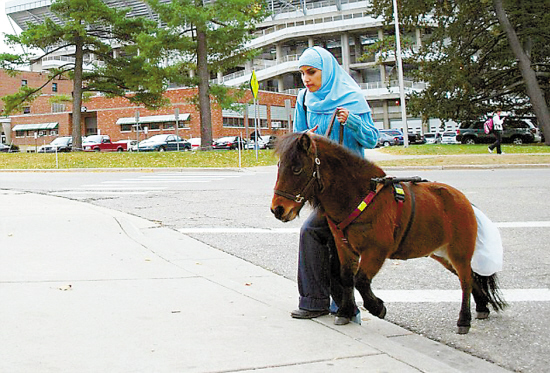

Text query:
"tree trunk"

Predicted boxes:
[[493, 0, 550, 145], [196, 25, 213, 150], [72, 38, 84, 150]]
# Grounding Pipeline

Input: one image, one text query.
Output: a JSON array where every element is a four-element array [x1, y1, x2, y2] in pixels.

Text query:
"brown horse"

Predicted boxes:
[[271, 132, 506, 334]]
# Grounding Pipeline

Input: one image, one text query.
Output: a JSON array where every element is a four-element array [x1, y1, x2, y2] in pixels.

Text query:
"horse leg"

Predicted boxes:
[[433, 254, 489, 320], [332, 241, 359, 326], [355, 253, 387, 319], [431, 253, 472, 334]]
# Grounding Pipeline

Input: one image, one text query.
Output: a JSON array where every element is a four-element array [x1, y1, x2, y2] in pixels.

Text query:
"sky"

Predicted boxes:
[[0, 0, 23, 54]]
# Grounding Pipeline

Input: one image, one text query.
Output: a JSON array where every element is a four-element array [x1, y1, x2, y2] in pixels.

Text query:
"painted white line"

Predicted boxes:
[[101, 180, 213, 183], [178, 227, 300, 234], [375, 289, 550, 303], [56, 191, 153, 195], [178, 221, 550, 234], [496, 221, 550, 228], [139, 175, 242, 178], [76, 186, 168, 190]]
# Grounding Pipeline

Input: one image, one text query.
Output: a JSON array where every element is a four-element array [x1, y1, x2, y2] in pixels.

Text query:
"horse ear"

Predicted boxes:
[[297, 132, 313, 152]]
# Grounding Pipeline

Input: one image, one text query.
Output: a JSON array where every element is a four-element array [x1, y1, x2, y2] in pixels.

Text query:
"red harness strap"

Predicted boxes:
[[326, 183, 385, 244]]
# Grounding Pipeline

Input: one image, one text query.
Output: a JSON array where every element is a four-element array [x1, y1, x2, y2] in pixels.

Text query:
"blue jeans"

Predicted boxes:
[[297, 209, 344, 311]]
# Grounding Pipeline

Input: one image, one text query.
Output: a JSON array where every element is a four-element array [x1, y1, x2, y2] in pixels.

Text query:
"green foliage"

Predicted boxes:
[[0, 0, 170, 115], [145, 0, 268, 108], [368, 0, 550, 123]]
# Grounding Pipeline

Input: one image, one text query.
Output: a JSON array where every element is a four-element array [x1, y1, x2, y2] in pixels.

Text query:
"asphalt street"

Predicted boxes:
[[1, 164, 549, 372]]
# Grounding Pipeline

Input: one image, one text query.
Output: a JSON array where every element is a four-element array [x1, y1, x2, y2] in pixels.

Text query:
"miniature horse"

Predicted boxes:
[[271, 132, 506, 334]]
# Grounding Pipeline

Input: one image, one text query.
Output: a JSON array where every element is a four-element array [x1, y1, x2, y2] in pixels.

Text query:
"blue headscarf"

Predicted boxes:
[[298, 46, 371, 115]]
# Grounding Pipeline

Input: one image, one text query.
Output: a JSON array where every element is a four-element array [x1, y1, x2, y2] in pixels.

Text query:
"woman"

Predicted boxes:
[[290, 46, 379, 322], [488, 109, 504, 154]]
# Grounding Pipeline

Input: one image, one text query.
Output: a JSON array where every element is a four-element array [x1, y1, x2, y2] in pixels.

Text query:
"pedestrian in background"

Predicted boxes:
[[488, 109, 504, 154]]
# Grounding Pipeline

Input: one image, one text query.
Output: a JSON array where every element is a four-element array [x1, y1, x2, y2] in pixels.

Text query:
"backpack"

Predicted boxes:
[[483, 117, 494, 134]]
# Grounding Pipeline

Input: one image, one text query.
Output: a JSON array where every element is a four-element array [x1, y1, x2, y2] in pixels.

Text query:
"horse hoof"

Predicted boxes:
[[334, 316, 350, 325], [457, 326, 470, 334], [476, 311, 489, 320], [378, 305, 387, 319]]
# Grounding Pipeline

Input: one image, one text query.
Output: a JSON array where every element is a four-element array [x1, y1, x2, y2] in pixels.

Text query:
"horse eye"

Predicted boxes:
[[292, 165, 303, 175]]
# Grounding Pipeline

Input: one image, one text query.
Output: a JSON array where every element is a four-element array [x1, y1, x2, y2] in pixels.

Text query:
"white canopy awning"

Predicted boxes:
[[12, 122, 58, 131], [116, 113, 190, 125]]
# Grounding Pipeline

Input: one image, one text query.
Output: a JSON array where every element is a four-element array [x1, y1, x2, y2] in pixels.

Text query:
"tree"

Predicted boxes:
[[1, 0, 170, 150], [368, 0, 550, 144], [145, 0, 268, 150]]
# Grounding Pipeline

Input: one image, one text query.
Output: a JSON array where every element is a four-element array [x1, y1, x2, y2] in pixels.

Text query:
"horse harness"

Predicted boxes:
[[326, 176, 427, 246]]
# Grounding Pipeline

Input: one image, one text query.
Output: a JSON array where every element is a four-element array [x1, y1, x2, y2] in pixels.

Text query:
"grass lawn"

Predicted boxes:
[[0, 143, 548, 170], [0, 149, 278, 170]]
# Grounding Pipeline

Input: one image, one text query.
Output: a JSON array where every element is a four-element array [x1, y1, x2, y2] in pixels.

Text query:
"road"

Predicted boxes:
[[2, 166, 549, 373]]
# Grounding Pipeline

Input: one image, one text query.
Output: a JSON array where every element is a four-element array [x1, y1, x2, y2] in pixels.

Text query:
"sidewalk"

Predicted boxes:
[[0, 190, 512, 372]]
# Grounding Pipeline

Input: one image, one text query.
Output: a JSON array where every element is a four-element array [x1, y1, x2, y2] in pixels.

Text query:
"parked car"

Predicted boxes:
[[424, 132, 442, 144], [440, 131, 460, 144], [213, 136, 247, 150], [137, 134, 191, 152], [379, 129, 404, 145], [260, 135, 278, 149], [457, 117, 541, 145], [188, 137, 202, 151], [407, 132, 426, 144], [38, 136, 73, 153], [115, 139, 138, 152], [376, 132, 398, 147], [0, 143, 13, 153], [246, 137, 267, 150], [83, 135, 127, 152]]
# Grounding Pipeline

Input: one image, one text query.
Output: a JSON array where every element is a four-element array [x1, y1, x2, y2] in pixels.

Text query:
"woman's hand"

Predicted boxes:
[[336, 107, 349, 124]]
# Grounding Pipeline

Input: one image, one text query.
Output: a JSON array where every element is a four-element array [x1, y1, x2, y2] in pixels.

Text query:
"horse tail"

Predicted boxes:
[[472, 272, 508, 311]]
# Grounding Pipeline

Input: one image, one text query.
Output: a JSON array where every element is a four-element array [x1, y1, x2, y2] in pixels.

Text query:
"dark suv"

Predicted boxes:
[[456, 117, 541, 145]]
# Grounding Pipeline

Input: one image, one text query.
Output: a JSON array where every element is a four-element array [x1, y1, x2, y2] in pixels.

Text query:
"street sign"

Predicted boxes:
[[250, 70, 259, 99]]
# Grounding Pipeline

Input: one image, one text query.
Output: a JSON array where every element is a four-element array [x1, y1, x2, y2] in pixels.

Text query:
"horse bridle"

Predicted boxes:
[[273, 138, 323, 204], [273, 110, 340, 204]]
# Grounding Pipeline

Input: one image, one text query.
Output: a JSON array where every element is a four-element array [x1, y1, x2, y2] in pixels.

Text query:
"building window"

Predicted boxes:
[[52, 103, 66, 113], [248, 118, 268, 128], [223, 117, 245, 127], [52, 83, 58, 92], [23, 107, 31, 114], [21, 80, 27, 86]]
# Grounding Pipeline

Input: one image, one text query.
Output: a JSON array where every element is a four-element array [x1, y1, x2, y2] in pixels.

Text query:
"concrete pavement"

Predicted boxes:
[[0, 189, 512, 372]]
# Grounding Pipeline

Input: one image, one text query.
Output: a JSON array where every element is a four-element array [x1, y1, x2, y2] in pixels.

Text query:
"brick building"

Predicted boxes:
[[1, 70, 296, 151]]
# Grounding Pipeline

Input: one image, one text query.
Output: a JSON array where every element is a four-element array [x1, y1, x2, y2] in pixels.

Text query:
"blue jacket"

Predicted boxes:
[[293, 89, 379, 157]]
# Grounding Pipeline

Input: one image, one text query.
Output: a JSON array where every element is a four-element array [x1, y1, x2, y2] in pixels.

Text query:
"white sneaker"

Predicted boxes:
[[488, 147, 493, 153]]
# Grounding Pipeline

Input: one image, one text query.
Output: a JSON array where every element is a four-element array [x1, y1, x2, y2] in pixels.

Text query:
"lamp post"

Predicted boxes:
[[393, 0, 409, 147]]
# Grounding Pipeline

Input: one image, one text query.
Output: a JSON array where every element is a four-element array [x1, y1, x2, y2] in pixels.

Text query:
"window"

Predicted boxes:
[[248, 118, 268, 128], [52, 83, 58, 92], [21, 80, 27, 86], [223, 117, 245, 127], [23, 107, 31, 114]]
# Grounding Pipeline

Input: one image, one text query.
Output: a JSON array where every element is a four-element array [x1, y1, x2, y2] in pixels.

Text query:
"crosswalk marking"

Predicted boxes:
[[178, 221, 550, 234], [375, 288, 550, 303], [55, 172, 244, 195]]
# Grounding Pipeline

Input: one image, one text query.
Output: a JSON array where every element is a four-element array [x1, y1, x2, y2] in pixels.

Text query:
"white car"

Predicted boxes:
[[188, 137, 202, 150], [440, 131, 460, 144], [115, 139, 138, 151], [424, 133, 442, 144], [245, 138, 267, 150]]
